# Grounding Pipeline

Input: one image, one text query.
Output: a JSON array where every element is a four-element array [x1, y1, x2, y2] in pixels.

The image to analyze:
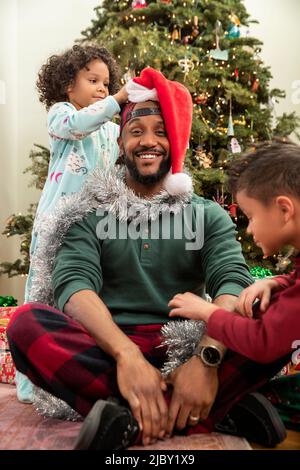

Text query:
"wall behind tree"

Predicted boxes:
[[0, 0, 299, 303], [244, 0, 300, 124]]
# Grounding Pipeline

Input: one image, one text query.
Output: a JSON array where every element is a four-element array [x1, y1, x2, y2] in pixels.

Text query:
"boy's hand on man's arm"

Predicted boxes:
[[235, 278, 283, 318], [168, 292, 218, 323]]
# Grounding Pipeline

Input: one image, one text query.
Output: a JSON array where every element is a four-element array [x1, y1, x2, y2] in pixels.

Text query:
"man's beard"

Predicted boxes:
[[124, 155, 171, 186]]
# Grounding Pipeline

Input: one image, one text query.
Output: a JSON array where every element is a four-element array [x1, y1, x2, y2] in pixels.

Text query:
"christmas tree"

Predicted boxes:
[[1, 0, 299, 279], [81, 0, 299, 274]]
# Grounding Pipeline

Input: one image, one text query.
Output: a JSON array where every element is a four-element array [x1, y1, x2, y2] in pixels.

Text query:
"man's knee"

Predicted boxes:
[[6, 304, 33, 341], [7, 302, 59, 346]]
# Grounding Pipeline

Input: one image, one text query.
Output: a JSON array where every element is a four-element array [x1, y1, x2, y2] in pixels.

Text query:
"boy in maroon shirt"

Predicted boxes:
[[169, 139, 300, 367]]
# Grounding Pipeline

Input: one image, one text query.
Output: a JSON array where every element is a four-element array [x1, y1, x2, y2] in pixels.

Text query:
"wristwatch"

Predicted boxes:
[[194, 344, 223, 367]]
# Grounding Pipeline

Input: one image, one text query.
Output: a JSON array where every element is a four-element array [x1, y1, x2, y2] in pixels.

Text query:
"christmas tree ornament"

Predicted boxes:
[[182, 35, 190, 45], [227, 115, 234, 136], [229, 13, 241, 26], [195, 92, 208, 105], [178, 57, 194, 80], [230, 137, 241, 153], [132, 0, 147, 8], [209, 20, 229, 61], [251, 78, 260, 92], [234, 68, 239, 81], [194, 145, 213, 168], [227, 95, 234, 136], [227, 23, 240, 38], [228, 203, 238, 218], [213, 187, 227, 208], [191, 15, 199, 38], [171, 27, 181, 41], [275, 247, 296, 272]]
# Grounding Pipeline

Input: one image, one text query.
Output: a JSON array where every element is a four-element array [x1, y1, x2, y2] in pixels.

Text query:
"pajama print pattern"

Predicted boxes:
[[7, 303, 289, 434]]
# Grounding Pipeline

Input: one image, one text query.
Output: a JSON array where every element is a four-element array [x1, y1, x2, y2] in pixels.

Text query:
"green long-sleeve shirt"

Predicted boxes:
[[52, 193, 252, 325]]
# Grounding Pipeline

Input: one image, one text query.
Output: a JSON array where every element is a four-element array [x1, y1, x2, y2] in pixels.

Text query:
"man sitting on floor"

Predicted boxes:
[[7, 68, 287, 450]]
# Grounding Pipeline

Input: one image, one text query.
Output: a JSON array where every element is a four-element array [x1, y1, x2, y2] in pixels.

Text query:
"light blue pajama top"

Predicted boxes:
[[26, 95, 120, 301], [36, 95, 120, 219]]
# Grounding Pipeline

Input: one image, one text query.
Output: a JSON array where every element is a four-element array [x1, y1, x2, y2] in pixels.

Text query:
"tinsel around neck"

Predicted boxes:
[[29, 165, 193, 306], [90, 165, 193, 223]]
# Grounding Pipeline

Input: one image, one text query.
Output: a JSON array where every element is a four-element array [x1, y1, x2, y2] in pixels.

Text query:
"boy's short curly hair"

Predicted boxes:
[[36, 44, 120, 109], [226, 138, 300, 204]]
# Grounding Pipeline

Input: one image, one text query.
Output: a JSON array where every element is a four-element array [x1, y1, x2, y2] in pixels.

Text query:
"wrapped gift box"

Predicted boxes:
[[0, 351, 16, 384], [0, 307, 18, 385], [0, 307, 18, 350], [0, 306, 18, 319], [0, 319, 11, 350]]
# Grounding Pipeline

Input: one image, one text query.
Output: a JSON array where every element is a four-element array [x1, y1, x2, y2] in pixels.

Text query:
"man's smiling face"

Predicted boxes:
[[119, 101, 171, 185]]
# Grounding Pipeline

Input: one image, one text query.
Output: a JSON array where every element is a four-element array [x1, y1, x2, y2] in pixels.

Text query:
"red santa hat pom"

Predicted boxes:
[[126, 67, 193, 195]]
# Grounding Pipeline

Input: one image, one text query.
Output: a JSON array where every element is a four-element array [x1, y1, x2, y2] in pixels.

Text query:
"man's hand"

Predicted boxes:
[[168, 292, 218, 323], [165, 355, 218, 436], [116, 349, 168, 446], [235, 278, 281, 318]]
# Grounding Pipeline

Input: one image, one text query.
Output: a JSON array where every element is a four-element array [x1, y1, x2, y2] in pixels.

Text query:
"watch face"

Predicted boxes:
[[201, 346, 221, 365]]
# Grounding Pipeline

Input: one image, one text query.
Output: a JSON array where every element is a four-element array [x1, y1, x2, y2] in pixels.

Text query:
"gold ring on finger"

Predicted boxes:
[[189, 415, 200, 423]]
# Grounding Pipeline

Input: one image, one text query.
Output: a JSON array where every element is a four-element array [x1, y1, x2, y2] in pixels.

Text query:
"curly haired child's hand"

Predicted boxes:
[[235, 278, 282, 318], [113, 85, 128, 105], [168, 292, 219, 323]]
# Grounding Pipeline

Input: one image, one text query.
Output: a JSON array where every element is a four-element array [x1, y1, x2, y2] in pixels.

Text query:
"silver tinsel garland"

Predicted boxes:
[[33, 386, 83, 421], [29, 165, 192, 306], [160, 319, 206, 377], [29, 165, 193, 420]]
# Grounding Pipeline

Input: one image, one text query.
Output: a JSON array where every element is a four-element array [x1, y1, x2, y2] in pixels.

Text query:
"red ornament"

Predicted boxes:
[[132, 0, 147, 9], [228, 203, 238, 218], [234, 68, 239, 81], [195, 92, 208, 105], [251, 78, 260, 92]]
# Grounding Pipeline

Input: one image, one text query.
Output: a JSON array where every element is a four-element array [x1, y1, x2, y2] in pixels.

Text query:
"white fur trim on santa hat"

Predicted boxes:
[[163, 172, 193, 196], [126, 80, 158, 103]]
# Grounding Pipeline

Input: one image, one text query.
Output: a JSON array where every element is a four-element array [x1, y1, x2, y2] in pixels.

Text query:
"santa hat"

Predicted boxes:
[[125, 67, 193, 196]]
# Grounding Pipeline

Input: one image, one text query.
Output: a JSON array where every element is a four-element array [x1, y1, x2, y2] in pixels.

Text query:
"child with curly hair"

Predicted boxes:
[[34, 44, 127, 226], [18, 44, 128, 403]]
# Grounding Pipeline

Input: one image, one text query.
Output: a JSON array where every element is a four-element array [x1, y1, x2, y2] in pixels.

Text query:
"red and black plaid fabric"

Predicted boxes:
[[7, 303, 288, 433]]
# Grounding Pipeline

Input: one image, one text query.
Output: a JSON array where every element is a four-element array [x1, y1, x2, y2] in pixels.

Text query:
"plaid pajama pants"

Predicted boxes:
[[7, 303, 289, 433]]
